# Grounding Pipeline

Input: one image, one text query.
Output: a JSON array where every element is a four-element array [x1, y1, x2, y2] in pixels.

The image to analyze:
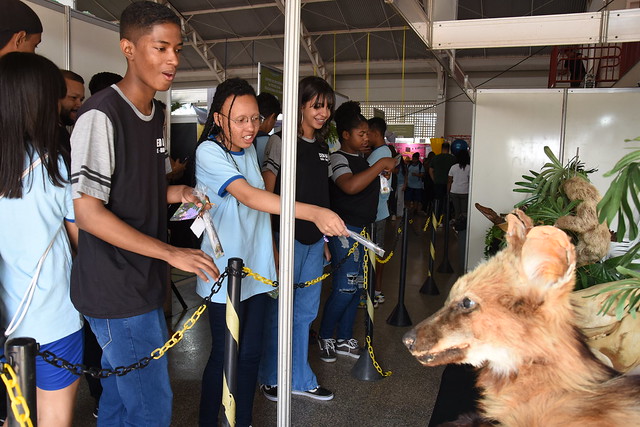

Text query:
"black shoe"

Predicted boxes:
[[260, 384, 278, 402], [292, 386, 334, 401]]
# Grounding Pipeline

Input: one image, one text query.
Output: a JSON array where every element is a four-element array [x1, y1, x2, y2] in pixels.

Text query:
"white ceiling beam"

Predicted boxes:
[[161, 1, 226, 83], [432, 8, 640, 49], [386, 0, 475, 99], [203, 26, 408, 44], [273, 0, 329, 82], [183, 0, 332, 17]]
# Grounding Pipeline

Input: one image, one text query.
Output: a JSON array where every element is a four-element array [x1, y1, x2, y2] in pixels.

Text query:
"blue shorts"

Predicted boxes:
[[36, 329, 83, 390]]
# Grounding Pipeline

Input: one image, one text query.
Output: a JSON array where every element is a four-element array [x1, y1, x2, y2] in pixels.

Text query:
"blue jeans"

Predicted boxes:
[[319, 224, 365, 340], [199, 293, 267, 427], [259, 237, 325, 391], [86, 308, 172, 427]]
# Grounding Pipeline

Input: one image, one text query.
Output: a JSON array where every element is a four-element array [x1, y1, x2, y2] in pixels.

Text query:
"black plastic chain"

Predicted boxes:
[[37, 270, 228, 378]]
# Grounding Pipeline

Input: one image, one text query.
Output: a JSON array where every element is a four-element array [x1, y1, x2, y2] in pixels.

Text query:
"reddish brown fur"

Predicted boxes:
[[404, 210, 640, 426]]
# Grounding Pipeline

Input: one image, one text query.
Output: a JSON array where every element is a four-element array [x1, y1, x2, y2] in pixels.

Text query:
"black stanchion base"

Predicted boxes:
[[387, 302, 412, 327], [420, 276, 440, 295], [351, 347, 384, 382], [437, 259, 454, 274]]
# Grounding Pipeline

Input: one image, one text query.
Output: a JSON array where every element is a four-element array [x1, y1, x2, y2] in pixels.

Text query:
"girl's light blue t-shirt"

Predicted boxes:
[[195, 140, 276, 303], [0, 155, 82, 345]]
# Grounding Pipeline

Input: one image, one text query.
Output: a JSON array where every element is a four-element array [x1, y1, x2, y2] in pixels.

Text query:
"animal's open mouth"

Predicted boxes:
[[413, 344, 469, 366]]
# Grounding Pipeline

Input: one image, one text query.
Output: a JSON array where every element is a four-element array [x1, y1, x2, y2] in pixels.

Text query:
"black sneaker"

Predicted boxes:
[[318, 338, 337, 362], [260, 384, 278, 402], [335, 338, 362, 359], [292, 386, 334, 401]]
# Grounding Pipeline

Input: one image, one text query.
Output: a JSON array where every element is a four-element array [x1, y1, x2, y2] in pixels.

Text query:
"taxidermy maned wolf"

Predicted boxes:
[[404, 210, 640, 426]]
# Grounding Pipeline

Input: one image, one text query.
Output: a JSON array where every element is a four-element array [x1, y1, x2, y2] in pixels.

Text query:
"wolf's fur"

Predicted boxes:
[[404, 210, 640, 426]]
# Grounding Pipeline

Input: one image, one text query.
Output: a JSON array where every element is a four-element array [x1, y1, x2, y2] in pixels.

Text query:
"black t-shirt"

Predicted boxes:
[[329, 150, 379, 227], [273, 136, 331, 245], [70, 87, 168, 318]]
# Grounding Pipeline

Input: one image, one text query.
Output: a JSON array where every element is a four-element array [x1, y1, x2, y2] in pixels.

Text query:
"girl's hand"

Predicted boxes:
[[312, 208, 348, 236]]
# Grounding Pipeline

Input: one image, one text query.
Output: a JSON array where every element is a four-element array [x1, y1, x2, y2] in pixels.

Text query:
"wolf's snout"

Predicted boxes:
[[403, 329, 416, 351]]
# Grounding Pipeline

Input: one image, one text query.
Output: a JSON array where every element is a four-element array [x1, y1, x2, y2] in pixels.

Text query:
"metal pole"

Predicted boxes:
[[222, 258, 243, 427], [421, 200, 440, 295], [387, 207, 412, 326], [352, 224, 383, 381], [5, 338, 37, 427], [438, 193, 454, 273], [277, 0, 301, 424]]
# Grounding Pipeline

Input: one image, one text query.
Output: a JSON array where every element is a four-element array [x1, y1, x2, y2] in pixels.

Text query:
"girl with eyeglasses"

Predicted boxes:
[[195, 78, 347, 427]]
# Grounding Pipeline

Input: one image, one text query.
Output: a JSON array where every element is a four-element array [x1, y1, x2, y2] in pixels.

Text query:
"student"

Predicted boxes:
[[318, 101, 395, 362], [196, 78, 346, 426], [448, 148, 470, 220], [0, 52, 82, 427], [259, 76, 339, 402], [254, 92, 281, 167], [0, 0, 42, 57], [406, 152, 424, 215], [366, 117, 392, 306], [69, 3, 218, 425]]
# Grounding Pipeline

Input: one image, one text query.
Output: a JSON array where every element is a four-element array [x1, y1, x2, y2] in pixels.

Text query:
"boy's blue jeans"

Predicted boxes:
[[86, 308, 172, 427]]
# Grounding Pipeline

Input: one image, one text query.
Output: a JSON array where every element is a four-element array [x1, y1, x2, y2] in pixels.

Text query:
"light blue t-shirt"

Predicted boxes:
[[0, 154, 82, 345], [367, 144, 392, 221], [407, 163, 423, 189], [195, 140, 276, 303]]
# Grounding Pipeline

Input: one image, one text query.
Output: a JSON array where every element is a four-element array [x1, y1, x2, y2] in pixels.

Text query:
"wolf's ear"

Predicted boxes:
[[505, 209, 533, 251], [520, 226, 576, 290]]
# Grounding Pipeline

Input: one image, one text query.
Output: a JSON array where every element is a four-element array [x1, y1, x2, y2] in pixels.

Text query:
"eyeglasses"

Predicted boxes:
[[219, 113, 264, 126]]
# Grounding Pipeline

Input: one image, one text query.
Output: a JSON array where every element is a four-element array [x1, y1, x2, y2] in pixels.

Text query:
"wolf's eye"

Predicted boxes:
[[460, 297, 477, 310]]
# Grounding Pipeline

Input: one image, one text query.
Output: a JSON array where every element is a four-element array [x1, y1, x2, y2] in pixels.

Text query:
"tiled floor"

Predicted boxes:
[[72, 213, 466, 426]]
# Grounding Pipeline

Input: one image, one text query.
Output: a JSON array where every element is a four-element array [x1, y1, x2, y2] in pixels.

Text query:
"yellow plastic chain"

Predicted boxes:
[[0, 364, 33, 427], [375, 225, 402, 264], [243, 239, 360, 289], [151, 303, 207, 359], [362, 231, 392, 377]]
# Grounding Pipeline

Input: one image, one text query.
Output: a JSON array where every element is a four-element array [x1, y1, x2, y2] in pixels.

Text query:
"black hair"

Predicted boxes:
[[257, 92, 281, 120], [119, 1, 180, 42], [298, 76, 335, 143], [367, 116, 387, 136], [60, 69, 84, 84], [455, 148, 470, 169], [0, 0, 43, 49], [0, 52, 67, 199], [198, 78, 257, 146], [88, 72, 123, 95], [334, 101, 366, 142], [441, 142, 451, 152]]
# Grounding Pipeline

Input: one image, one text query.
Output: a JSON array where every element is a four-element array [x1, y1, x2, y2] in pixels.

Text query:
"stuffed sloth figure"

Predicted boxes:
[[554, 176, 610, 267]]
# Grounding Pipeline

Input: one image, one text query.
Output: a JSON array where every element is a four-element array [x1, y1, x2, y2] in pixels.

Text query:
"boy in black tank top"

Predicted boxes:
[[69, 3, 217, 425]]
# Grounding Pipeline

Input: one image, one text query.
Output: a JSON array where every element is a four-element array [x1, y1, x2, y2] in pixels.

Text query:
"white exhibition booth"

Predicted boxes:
[[467, 88, 640, 270]]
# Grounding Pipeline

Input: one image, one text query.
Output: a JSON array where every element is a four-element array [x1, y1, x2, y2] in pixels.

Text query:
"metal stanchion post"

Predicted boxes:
[[438, 193, 454, 273], [420, 200, 440, 295], [222, 258, 243, 427], [352, 223, 384, 381], [387, 207, 412, 326], [5, 338, 37, 427]]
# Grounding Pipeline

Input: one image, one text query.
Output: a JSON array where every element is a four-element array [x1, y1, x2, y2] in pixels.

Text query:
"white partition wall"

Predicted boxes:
[[467, 88, 640, 271], [467, 89, 565, 270], [26, 0, 124, 85]]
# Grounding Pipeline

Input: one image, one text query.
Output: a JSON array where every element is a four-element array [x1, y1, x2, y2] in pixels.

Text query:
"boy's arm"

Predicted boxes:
[[74, 194, 219, 280]]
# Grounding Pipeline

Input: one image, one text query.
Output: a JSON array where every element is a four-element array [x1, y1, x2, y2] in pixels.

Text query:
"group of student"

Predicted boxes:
[[0, 1, 397, 426]]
